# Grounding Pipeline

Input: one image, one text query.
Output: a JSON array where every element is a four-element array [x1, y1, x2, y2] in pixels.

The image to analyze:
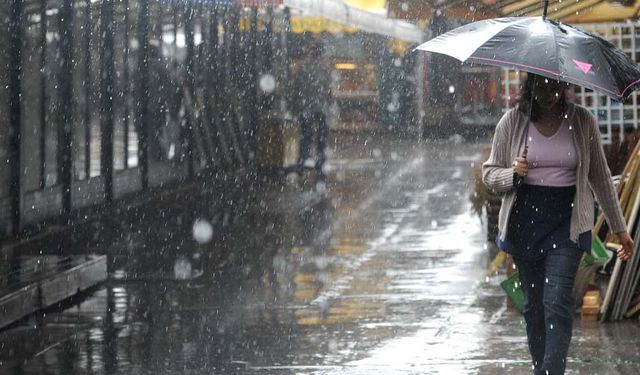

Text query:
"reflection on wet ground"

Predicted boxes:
[[1, 134, 640, 375]]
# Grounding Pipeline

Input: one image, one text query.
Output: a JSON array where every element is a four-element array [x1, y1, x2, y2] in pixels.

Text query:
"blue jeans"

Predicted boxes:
[[513, 243, 582, 375]]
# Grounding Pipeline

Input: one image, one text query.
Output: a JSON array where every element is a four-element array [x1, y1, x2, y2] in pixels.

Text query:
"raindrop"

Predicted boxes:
[[192, 219, 213, 244], [259, 73, 276, 94], [387, 92, 400, 112], [328, 339, 339, 352], [316, 181, 327, 194], [174, 256, 192, 280], [314, 257, 329, 270]]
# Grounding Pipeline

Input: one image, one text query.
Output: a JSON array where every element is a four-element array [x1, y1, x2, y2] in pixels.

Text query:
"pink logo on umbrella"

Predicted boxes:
[[573, 59, 593, 74]]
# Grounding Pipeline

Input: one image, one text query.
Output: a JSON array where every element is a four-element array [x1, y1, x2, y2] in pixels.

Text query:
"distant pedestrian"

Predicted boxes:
[[482, 73, 634, 375], [292, 38, 332, 174]]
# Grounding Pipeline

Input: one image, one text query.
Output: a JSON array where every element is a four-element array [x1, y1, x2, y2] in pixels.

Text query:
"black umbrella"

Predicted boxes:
[[415, 6, 640, 101]]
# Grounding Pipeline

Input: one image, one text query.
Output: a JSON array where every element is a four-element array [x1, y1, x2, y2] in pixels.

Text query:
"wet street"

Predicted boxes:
[[1, 134, 640, 375]]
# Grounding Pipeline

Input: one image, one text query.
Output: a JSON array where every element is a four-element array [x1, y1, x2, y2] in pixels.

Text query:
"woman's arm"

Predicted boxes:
[[586, 111, 634, 260], [587, 111, 626, 234], [482, 111, 518, 193]]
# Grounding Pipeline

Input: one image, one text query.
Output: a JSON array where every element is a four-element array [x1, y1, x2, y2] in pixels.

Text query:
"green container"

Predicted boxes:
[[501, 237, 611, 314], [581, 236, 612, 267], [501, 272, 524, 313]]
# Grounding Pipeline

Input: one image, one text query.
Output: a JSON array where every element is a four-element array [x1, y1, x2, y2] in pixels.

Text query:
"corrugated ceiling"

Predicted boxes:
[[433, 0, 640, 23]]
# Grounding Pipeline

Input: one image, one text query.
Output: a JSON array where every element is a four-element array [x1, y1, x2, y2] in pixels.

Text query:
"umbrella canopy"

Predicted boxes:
[[416, 16, 640, 101]]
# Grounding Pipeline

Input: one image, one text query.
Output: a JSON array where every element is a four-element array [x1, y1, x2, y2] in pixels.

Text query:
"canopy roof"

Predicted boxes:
[[284, 0, 423, 43], [411, 0, 640, 23]]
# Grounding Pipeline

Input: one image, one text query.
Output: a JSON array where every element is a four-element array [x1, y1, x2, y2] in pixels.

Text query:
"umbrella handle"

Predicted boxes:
[[522, 74, 536, 159], [543, 0, 549, 20]]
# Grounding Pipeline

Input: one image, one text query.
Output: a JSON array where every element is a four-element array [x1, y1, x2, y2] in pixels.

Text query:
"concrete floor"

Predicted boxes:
[[0, 133, 639, 375]]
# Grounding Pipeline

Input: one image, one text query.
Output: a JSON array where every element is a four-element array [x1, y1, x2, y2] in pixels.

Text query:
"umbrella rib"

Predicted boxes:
[[552, 17, 561, 87], [589, 35, 632, 99], [467, 56, 623, 98], [468, 56, 561, 78], [598, 43, 622, 96], [622, 78, 640, 99], [416, 14, 640, 100]]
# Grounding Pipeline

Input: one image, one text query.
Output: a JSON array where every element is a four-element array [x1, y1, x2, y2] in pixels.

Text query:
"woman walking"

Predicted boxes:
[[482, 73, 634, 374]]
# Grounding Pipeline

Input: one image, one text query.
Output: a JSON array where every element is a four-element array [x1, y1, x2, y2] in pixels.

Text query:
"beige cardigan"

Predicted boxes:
[[482, 102, 626, 243]]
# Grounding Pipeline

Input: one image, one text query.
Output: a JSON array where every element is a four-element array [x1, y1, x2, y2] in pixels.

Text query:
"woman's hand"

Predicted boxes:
[[512, 156, 529, 177], [616, 231, 635, 261]]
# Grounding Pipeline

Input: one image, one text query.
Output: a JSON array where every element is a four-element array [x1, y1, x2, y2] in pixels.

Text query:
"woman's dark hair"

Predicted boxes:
[[515, 73, 568, 122]]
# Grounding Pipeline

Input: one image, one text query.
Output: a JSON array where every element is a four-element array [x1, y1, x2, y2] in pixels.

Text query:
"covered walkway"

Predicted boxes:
[[2, 135, 640, 374], [2, 1, 640, 374]]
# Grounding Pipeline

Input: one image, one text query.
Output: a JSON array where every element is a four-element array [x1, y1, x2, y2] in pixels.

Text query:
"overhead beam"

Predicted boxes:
[[485, 0, 522, 13], [564, 1, 640, 22], [501, 0, 542, 14], [550, 0, 606, 20], [443, 5, 500, 20], [522, 0, 576, 17]]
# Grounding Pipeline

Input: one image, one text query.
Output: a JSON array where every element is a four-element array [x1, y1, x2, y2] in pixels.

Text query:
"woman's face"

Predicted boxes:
[[533, 78, 568, 110]]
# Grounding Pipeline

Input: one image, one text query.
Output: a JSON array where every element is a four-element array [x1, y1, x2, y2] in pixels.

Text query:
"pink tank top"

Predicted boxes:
[[523, 121, 577, 187]]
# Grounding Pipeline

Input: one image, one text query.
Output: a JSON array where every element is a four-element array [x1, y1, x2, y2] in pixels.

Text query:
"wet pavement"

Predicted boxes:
[[1, 133, 640, 374]]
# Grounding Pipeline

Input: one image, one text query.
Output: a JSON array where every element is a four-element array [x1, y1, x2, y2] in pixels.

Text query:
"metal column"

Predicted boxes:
[[136, 0, 150, 189], [58, 0, 74, 215], [8, 0, 22, 233], [39, 0, 47, 189], [100, 0, 115, 201], [185, 2, 196, 177]]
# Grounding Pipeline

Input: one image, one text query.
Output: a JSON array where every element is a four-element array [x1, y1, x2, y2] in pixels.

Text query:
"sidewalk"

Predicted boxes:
[[0, 135, 639, 375]]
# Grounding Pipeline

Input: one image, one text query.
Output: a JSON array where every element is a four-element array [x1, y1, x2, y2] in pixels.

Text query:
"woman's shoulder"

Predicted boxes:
[[497, 107, 521, 127], [569, 102, 596, 124], [493, 107, 521, 134], [567, 103, 599, 137]]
